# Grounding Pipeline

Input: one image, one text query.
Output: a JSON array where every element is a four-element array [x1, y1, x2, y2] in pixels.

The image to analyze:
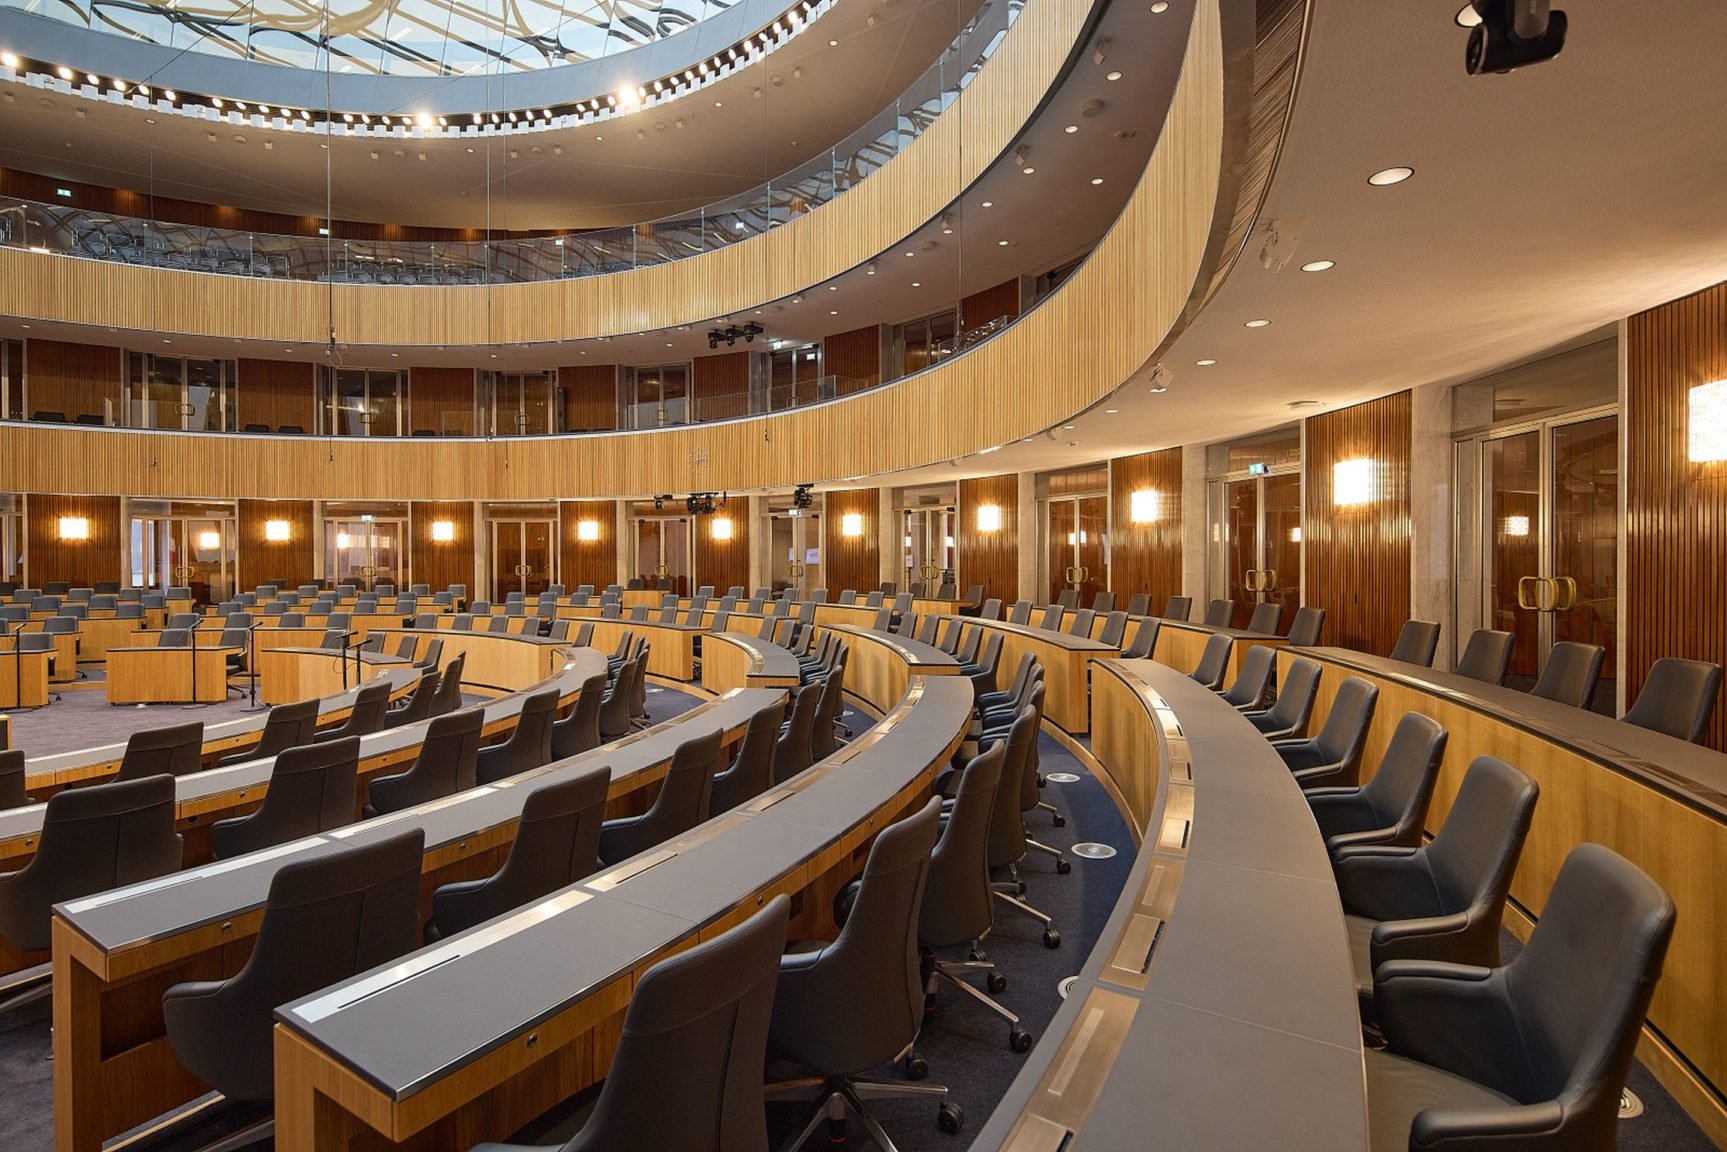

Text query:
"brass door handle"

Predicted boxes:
[[1517, 575, 1540, 610], [1244, 569, 1263, 593], [1262, 568, 1278, 593], [654, 563, 670, 577], [1554, 576, 1578, 611]]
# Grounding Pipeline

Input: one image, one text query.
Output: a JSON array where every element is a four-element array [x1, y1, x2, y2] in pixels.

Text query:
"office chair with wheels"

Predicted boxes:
[[598, 658, 637, 742], [551, 672, 609, 759], [1272, 675, 1380, 788], [210, 738, 361, 858], [217, 698, 319, 767], [1163, 595, 1193, 621], [1246, 601, 1281, 635], [1122, 616, 1159, 659], [1218, 644, 1276, 710], [1202, 599, 1234, 627], [711, 699, 786, 813], [429, 767, 611, 941], [364, 709, 486, 816], [1242, 656, 1321, 739], [985, 704, 1064, 947], [773, 684, 821, 784], [1284, 605, 1325, 647], [810, 651, 849, 760], [113, 721, 204, 781], [1305, 712, 1447, 856], [1456, 628, 1515, 686], [597, 729, 722, 866], [386, 670, 439, 726], [476, 688, 559, 784], [1623, 657, 1723, 743], [315, 679, 392, 743], [1530, 642, 1605, 710]]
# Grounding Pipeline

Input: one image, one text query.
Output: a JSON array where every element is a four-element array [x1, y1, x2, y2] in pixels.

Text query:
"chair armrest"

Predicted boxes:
[[1371, 911, 1477, 966], [1333, 848, 1441, 922], [1305, 791, 1375, 841], [1326, 825, 1403, 855], [1410, 1100, 1567, 1150], [1375, 961, 1529, 1106]]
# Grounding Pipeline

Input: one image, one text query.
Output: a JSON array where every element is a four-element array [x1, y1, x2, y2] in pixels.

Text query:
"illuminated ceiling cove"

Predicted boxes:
[[3, 0, 740, 74]]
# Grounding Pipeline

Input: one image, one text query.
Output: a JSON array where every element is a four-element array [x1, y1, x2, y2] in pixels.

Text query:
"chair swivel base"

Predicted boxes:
[[767, 1075, 962, 1152], [991, 884, 1061, 948], [924, 949, 1033, 1053]]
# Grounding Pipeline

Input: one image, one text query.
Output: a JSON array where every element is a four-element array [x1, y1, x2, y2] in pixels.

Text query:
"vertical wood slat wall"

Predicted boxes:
[[559, 365, 620, 432], [822, 327, 884, 396], [693, 508, 750, 597], [558, 500, 619, 591], [25, 494, 123, 589], [1626, 283, 1727, 751], [957, 473, 1020, 603], [24, 339, 121, 424], [1302, 391, 1413, 655], [1110, 448, 1184, 607], [822, 488, 882, 597], [237, 499, 315, 589], [408, 502, 478, 596], [235, 359, 316, 433], [691, 353, 751, 423]]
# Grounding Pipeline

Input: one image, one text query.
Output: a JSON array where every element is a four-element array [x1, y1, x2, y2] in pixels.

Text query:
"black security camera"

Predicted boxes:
[[1465, 0, 1566, 74]]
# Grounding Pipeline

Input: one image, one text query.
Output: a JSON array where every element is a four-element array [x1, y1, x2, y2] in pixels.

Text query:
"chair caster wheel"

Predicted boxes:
[[1053, 814, 1067, 827], [1056, 859, 1073, 875], [904, 1052, 929, 1080], [1016, 881, 1027, 895], [1043, 929, 1062, 949], [1009, 1028, 1034, 1053], [987, 972, 1008, 993], [938, 1102, 964, 1134]]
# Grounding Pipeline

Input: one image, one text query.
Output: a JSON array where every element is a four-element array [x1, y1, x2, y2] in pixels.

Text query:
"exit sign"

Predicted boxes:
[[1247, 462, 1268, 475]]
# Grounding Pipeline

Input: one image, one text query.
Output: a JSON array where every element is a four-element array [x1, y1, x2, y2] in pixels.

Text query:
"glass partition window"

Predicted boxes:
[[1, 340, 22, 422], [483, 371, 560, 436], [632, 516, 692, 593], [128, 508, 236, 602], [623, 364, 690, 430], [319, 368, 406, 437], [767, 345, 824, 410], [124, 353, 238, 431], [893, 309, 960, 378], [0, 495, 21, 584], [324, 518, 405, 590], [901, 507, 955, 591]]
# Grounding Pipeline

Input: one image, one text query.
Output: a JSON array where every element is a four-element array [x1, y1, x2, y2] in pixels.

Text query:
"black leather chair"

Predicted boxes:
[[712, 700, 786, 814], [1122, 616, 1159, 659], [1189, 632, 1233, 690], [1202, 598, 1234, 627], [598, 657, 638, 742], [773, 684, 820, 784], [1217, 643, 1276, 710], [1096, 609, 1129, 648], [1305, 712, 1447, 856], [1456, 628, 1515, 686], [1064, 608, 1095, 638], [551, 672, 609, 759], [476, 688, 559, 784], [985, 703, 1064, 948], [0, 750, 26, 810], [1246, 601, 1281, 635], [1623, 657, 1723, 744], [1273, 675, 1379, 788], [364, 709, 486, 817], [315, 679, 392, 742], [113, 721, 204, 781], [431, 652, 467, 716], [1367, 844, 1673, 1152], [1007, 599, 1033, 625], [765, 800, 958, 1148], [1243, 656, 1321, 739], [1334, 756, 1539, 997], [0, 774, 180, 1000], [1055, 589, 1078, 612], [210, 737, 361, 859], [428, 767, 611, 941], [597, 729, 722, 866], [809, 652, 849, 761], [1390, 619, 1442, 667], [162, 829, 424, 1136], [1530, 641, 1605, 710], [977, 652, 1036, 716], [474, 895, 789, 1152], [386, 669, 440, 726]]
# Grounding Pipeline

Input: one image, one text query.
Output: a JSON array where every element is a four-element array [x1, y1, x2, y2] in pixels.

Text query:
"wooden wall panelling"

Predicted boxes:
[[236, 359, 316, 433], [25, 494, 122, 588], [1626, 282, 1727, 750], [559, 500, 619, 591], [691, 353, 750, 423], [560, 365, 619, 432], [957, 474, 1019, 603], [693, 509, 750, 596], [960, 278, 1022, 329], [1110, 448, 1183, 607], [25, 339, 121, 423], [410, 502, 477, 594], [409, 367, 476, 436], [823, 326, 884, 395], [822, 489, 882, 597], [238, 499, 315, 588], [1302, 391, 1413, 655]]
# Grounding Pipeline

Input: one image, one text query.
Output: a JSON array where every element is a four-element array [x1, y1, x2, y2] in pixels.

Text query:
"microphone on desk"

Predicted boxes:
[[242, 620, 268, 712]]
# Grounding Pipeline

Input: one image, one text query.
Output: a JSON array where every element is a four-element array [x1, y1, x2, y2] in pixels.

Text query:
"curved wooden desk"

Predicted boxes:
[[256, 648, 414, 706], [105, 643, 243, 704], [378, 628, 575, 694], [48, 681, 779, 1152], [973, 658, 1367, 1150], [933, 617, 1117, 735], [1283, 645, 1727, 1131], [700, 632, 804, 694], [818, 623, 959, 713], [1150, 618, 1286, 684]]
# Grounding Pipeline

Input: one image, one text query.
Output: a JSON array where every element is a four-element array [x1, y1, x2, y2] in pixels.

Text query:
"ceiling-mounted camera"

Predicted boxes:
[[707, 322, 766, 349], [1464, 0, 1567, 75], [792, 484, 815, 511]]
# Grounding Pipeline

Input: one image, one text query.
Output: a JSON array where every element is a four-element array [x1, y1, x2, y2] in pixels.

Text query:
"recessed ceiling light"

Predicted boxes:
[[1454, 3, 1482, 27], [1150, 384, 1168, 393], [1368, 166, 1415, 186], [1022, 166, 1035, 174], [1105, 70, 1122, 81], [828, 285, 837, 290], [1104, 408, 1119, 414], [1196, 358, 1216, 366], [1090, 177, 1103, 185], [911, 281, 921, 287], [905, 251, 914, 257], [1064, 125, 1078, 134], [714, 101, 723, 107], [1151, 0, 1169, 9], [1300, 259, 1336, 272], [830, 310, 838, 315], [1244, 319, 1271, 328], [1063, 424, 1075, 430], [828, 38, 838, 46], [981, 200, 993, 208], [997, 239, 1009, 246]]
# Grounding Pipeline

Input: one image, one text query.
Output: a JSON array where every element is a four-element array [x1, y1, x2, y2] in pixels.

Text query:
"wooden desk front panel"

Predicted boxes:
[[105, 648, 237, 704], [581, 620, 695, 681], [0, 651, 50, 707], [75, 617, 144, 663], [1090, 664, 1161, 833], [257, 649, 390, 706], [1153, 625, 1283, 685], [941, 620, 1100, 735]]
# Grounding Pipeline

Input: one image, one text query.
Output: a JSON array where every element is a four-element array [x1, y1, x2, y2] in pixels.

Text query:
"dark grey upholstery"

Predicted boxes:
[[1456, 629, 1515, 686], [1367, 844, 1674, 1152], [712, 699, 787, 814], [1202, 599, 1234, 627], [810, 650, 848, 761], [1284, 606, 1324, 648], [551, 672, 609, 759], [1530, 642, 1605, 710], [1305, 712, 1447, 856], [598, 729, 721, 866], [1334, 756, 1539, 991], [315, 679, 392, 742], [113, 721, 204, 782], [430, 653, 467, 716], [773, 684, 820, 784], [598, 657, 637, 741], [386, 670, 440, 726], [364, 709, 486, 817], [1217, 644, 1276, 710], [1189, 632, 1233, 690], [1008, 600, 1033, 625], [977, 652, 1036, 716], [1065, 608, 1095, 638], [476, 688, 559, 784], [1243, 656, 1321, 739], [429, 767, 611, 941], [1274, 675, 1380, 788], [1623, 657, 1724, 744], [1122, 616, 1159, 659], [0, 750, 26, 810], [1036, 604, 1064, 631], [922, 744, 1005, 950], [1055, 589, 1078, 611], [1390, 619, 1442, 667], [227, 701, 320, 772], [1246, 601, 1281, 635], [210, 737, 361, 859], [0, 775, 182, 953], [162, 830, 424, 1102]]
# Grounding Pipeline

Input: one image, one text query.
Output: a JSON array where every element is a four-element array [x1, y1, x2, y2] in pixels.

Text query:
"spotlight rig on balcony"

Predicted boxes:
[[708, 322, 765, 349], [685, 492, 727, 516], [792, 484, 816, 511]]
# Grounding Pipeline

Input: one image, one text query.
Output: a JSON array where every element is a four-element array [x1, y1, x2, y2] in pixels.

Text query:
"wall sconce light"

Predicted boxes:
[[1332, 458, 1377, 506], [711, 516, 734, 541], [576, 519, 601, 542], [841, 512, 864, 538], [945, 534, 956, 549], [197, 530, 222, 550], [976, 504, 1003, 532], [264, 519, 291, 541], [1501, 515, 1530, 537], [1691, 379, 1727, 463], [336, 533, 353, 550], [1129, 488, 1161, 524], [431, 520, 455, 542], [58, 517, 89, 541], [1288, 526, 1302, 544]]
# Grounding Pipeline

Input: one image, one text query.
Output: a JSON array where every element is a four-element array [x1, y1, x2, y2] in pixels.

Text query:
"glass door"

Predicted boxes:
[[124, 354, 238, 431], [1463, 408, 1617, 710], [129, 514, 236, 602], [325, 518, 405, 590], [902, 508, 955, 593], [767, 512, 823, 596], [633, 517, 692, 594], [491, 520, 556, 597], [0, 496, 21, 585], [624, 364, 691, 429], [486, 371, 559, 436], [321, 368, 406, 437], [1209, 469, 1302, 630], [1044, 495, 1107, 606]]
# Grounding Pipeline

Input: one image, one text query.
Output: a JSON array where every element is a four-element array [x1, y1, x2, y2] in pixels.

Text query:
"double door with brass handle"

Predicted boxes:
[[1212, 473, 1301, 630], [492, 519, 556, 598], [1046, 496, 1107, 607]]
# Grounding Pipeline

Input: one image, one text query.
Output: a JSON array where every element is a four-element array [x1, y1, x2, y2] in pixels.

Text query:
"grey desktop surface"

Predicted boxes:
[[821, 624, 960, 668], [278, 890, 694, 1101], [1160, 617, 1289, 643], [1300, 646, 1727, 817], [961, 617, 1118, 653]]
